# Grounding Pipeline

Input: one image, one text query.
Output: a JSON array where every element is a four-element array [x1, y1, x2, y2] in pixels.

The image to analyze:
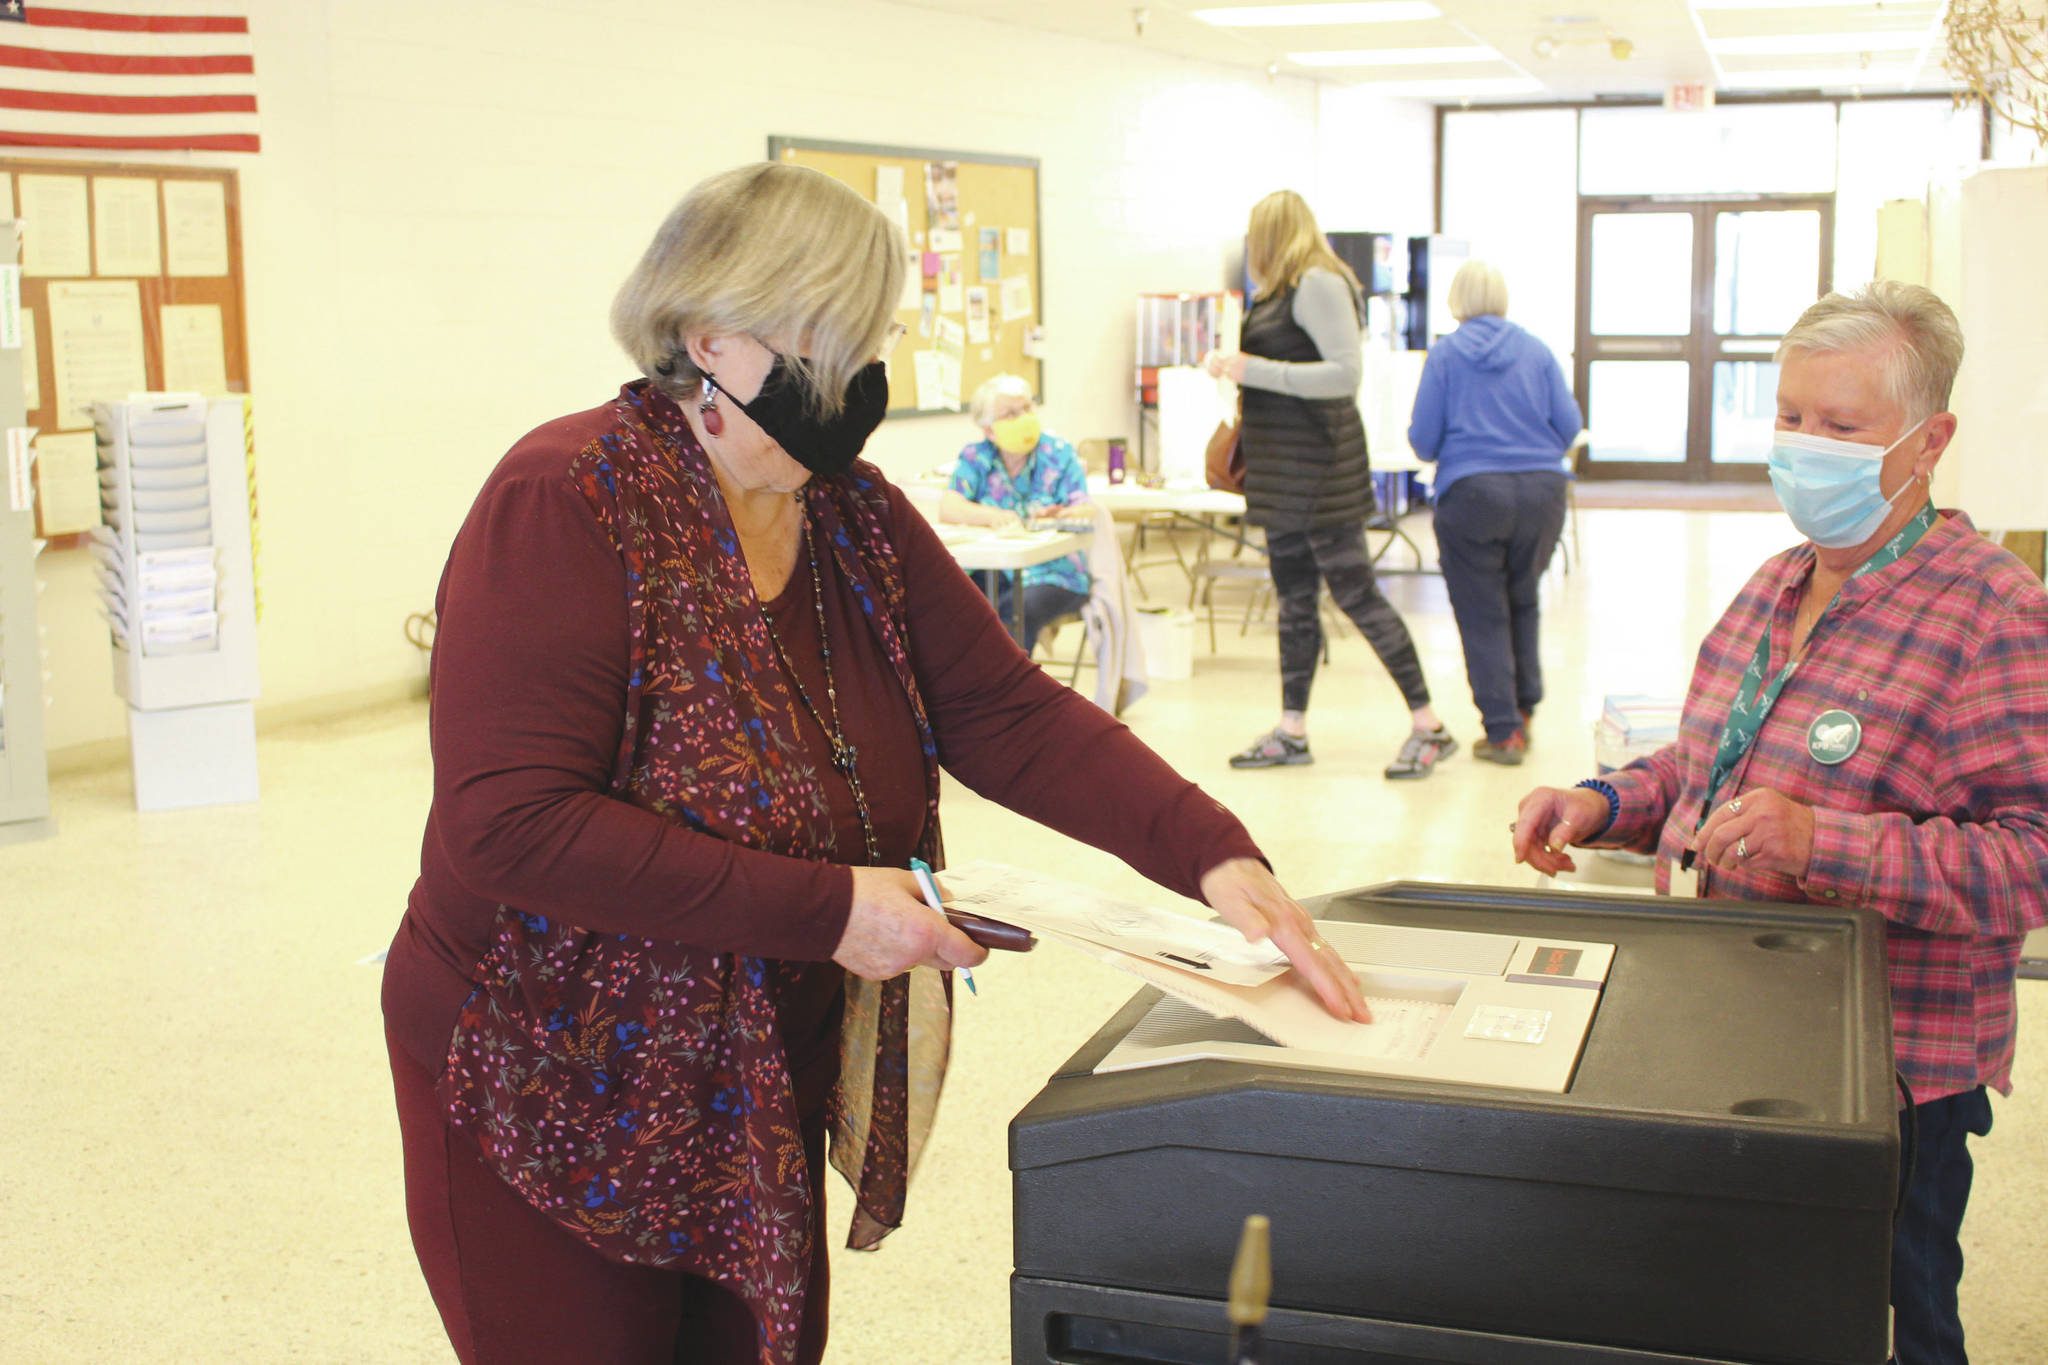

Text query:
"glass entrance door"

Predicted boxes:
[[1575, 197, 1831, 481]]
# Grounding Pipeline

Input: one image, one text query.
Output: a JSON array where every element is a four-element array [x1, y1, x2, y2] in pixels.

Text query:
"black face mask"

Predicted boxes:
[[705, 354, 890, 478]]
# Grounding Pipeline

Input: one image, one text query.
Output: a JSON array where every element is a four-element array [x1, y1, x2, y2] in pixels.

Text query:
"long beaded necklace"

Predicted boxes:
[[764, 511, 881, 866]]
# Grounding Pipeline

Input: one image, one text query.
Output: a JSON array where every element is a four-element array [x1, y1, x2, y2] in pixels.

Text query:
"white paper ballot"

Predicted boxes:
[[936, 861, 1287, 987]]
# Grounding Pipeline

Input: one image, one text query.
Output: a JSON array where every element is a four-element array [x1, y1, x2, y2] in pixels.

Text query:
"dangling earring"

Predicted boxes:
[[698, 374, 726, 437]]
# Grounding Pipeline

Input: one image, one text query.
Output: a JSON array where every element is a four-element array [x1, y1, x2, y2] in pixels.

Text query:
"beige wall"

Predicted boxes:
[[23, 0, 1433, 755]]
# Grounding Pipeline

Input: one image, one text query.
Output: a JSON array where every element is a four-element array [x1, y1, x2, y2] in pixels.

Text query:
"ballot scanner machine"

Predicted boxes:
[[1010, 882, 1896, 1365]]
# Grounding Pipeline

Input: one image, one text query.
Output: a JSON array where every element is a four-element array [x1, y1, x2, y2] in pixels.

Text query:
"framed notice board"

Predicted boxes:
[[2, 159, 249, 544], [770, 137, 1041, 419]]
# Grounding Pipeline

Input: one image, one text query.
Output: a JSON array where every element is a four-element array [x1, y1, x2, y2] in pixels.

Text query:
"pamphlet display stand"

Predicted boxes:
[[92, 395, 259, 811], [0, 295, 55, 843]]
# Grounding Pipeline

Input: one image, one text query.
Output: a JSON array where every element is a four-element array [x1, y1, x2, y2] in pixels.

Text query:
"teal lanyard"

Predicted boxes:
[[1696, 502, 1936, 830]]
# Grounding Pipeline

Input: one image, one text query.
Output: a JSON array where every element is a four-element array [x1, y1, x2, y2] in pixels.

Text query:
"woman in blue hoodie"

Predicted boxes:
[[1408, 260, 1583, 765]]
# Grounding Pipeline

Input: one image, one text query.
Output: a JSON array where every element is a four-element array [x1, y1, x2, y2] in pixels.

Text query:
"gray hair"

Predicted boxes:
[[611, 162, 906, 416], [969, 373, 1035, 428], [1775, 280, 1965, 422], [1447, 260, 1508, 322]]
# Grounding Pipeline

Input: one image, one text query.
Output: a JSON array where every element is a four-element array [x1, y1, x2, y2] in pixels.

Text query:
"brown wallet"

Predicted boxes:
[[945, 909, 1037, 952]]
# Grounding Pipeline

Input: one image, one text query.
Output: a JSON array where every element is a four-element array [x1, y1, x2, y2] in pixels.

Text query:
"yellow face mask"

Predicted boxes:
[[990, 412, 1041, 456]]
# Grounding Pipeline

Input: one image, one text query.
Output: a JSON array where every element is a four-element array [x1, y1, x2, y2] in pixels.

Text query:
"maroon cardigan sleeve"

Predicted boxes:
[[885, 483, 1265, 899], [425, 448, 853, 960]]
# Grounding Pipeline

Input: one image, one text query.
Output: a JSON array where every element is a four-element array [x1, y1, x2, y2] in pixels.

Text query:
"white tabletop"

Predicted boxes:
[[937, 525, 1092, 571], [1085, 476, 1247, 517]]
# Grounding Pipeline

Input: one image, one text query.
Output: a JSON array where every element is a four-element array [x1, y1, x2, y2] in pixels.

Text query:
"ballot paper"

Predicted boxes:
[[936, 861, 1477, 1057], [937, 861, 1288, 987]]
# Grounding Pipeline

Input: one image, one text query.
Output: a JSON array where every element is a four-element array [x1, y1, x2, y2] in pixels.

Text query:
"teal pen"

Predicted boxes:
[[909, 857, 975, 995]]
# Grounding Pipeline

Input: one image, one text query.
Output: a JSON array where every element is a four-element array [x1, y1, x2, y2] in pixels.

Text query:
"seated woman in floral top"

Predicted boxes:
[[939, 373, 1092, 651]]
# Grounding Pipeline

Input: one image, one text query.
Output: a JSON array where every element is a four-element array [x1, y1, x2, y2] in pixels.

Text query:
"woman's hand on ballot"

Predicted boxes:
[[1200, 858, 1372, 1024]]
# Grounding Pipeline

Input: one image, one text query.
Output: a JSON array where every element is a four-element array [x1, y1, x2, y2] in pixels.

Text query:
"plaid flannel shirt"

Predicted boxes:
[[1600, 510, 2048, 1102]]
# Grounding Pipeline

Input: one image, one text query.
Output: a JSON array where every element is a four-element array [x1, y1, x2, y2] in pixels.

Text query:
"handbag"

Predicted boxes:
[[1205, 402, 1245, 494]]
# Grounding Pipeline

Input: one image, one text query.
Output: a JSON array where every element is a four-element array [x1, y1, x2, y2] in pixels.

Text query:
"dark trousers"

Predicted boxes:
[[986, 576, 1089, 653], [388, 1028, 831, 1365], [1266, 519, 1431, 715], [1892, 1086, 1993, 1365], [1433, 471, 1568, 743]]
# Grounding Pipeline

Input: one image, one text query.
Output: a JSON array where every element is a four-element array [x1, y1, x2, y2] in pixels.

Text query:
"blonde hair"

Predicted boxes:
[[611, 162, 906, 416], [1448, 260, 1509, 322], [1245, 190, 1360, 302], [1775, 281, 1965, 422], [969, 373, 1035, 428]]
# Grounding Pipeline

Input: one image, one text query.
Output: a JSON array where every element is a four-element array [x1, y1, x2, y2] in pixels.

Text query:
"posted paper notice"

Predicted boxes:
[[19, 174, 91, 277], [48, 279, 148, 431], [92, 177, 163, 277], [1001, 274, 1033, 323], [160, 303, 229, 396], [163, 179, 229, 277], [964, 286, 989, 344], [33, 429, 100, 536], [912, 350, 944, 410]]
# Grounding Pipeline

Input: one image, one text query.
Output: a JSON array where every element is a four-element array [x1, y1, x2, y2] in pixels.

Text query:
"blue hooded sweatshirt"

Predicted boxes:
[[1407, 314, 1583, 497]]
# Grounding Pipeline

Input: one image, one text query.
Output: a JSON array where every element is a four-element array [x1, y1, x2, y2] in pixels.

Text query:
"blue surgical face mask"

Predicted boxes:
[[1766, 418, 1927, 549]]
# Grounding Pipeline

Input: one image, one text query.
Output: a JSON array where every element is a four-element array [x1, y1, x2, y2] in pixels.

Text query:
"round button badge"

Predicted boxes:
[[1807, 709, 1861, 766]]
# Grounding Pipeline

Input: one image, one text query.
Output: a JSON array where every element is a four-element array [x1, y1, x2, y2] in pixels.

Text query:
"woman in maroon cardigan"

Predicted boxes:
[[382, 162, 1368, 1365]]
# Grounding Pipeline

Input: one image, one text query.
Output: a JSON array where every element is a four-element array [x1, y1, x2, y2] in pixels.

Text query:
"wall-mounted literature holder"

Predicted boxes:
[[0, 226, 55, 842], [91, 395, 259, 811]]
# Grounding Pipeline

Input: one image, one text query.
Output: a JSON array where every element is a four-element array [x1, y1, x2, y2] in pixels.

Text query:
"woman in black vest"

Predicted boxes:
[[1203, 190, 1455, 779]]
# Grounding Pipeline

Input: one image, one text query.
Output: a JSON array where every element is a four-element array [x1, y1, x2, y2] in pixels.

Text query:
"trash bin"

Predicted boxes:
[[1133, 606, 1194, 681]]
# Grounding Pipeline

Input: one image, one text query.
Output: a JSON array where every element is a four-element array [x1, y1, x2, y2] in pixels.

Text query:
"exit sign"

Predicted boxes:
[[1666, 83, 1715, 113]]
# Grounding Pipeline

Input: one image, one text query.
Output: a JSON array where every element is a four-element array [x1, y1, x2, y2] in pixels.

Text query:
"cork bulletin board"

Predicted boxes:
[[769, 137, 1041, 418], [2, 158, 249, 545]]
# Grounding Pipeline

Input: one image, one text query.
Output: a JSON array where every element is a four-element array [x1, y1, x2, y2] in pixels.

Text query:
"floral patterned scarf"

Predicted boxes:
[[437, 382, 948, 1364]]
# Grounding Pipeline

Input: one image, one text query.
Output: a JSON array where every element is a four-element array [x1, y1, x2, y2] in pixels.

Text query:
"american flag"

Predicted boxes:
[[0, 2, 258, 153]]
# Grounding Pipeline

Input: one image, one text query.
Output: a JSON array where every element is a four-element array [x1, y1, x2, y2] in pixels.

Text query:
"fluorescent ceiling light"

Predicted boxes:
[[1693, 0, 1898, 8], [1339, 77, 1546, 97], [1194, 2, 1439, 25], [1708, 31, 1931, 56], [1718, 66, 1919, 88], [1291, 44, 1498, 66]]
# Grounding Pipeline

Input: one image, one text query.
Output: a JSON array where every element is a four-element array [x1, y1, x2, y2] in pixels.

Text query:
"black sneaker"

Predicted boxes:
[[1384, 726, 1457, 779], [1230, 727, 1312, 769]]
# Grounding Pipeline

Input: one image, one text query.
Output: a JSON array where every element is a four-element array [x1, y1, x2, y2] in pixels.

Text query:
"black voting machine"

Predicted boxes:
[[1009, 882, 1898, 1365]]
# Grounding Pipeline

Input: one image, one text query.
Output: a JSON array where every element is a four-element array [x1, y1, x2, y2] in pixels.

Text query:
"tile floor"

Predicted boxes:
[[3, 506, 2042, 1363]]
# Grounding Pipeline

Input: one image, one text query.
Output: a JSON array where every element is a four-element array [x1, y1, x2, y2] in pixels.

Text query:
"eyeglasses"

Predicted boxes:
[[881, 321, 908, 357]]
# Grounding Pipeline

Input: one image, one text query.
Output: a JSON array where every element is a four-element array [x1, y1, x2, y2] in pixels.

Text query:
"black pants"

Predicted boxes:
[[1892, 1086, 1993, 1365], [986, 577, 1089, 654], [1266, 520, 1430, 715], [1433, 471, 1568, 743]]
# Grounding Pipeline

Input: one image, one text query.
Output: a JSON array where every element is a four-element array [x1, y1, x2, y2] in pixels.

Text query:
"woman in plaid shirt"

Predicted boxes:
[[1514, 282, 2048, 1365]]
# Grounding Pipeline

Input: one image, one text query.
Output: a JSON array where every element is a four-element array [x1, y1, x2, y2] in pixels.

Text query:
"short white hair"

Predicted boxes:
[[969, 373, 1035, 428], [1775, 280, 1965, 423], [611, 162, 905, 416], [1448, 260, 1508, 322]]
